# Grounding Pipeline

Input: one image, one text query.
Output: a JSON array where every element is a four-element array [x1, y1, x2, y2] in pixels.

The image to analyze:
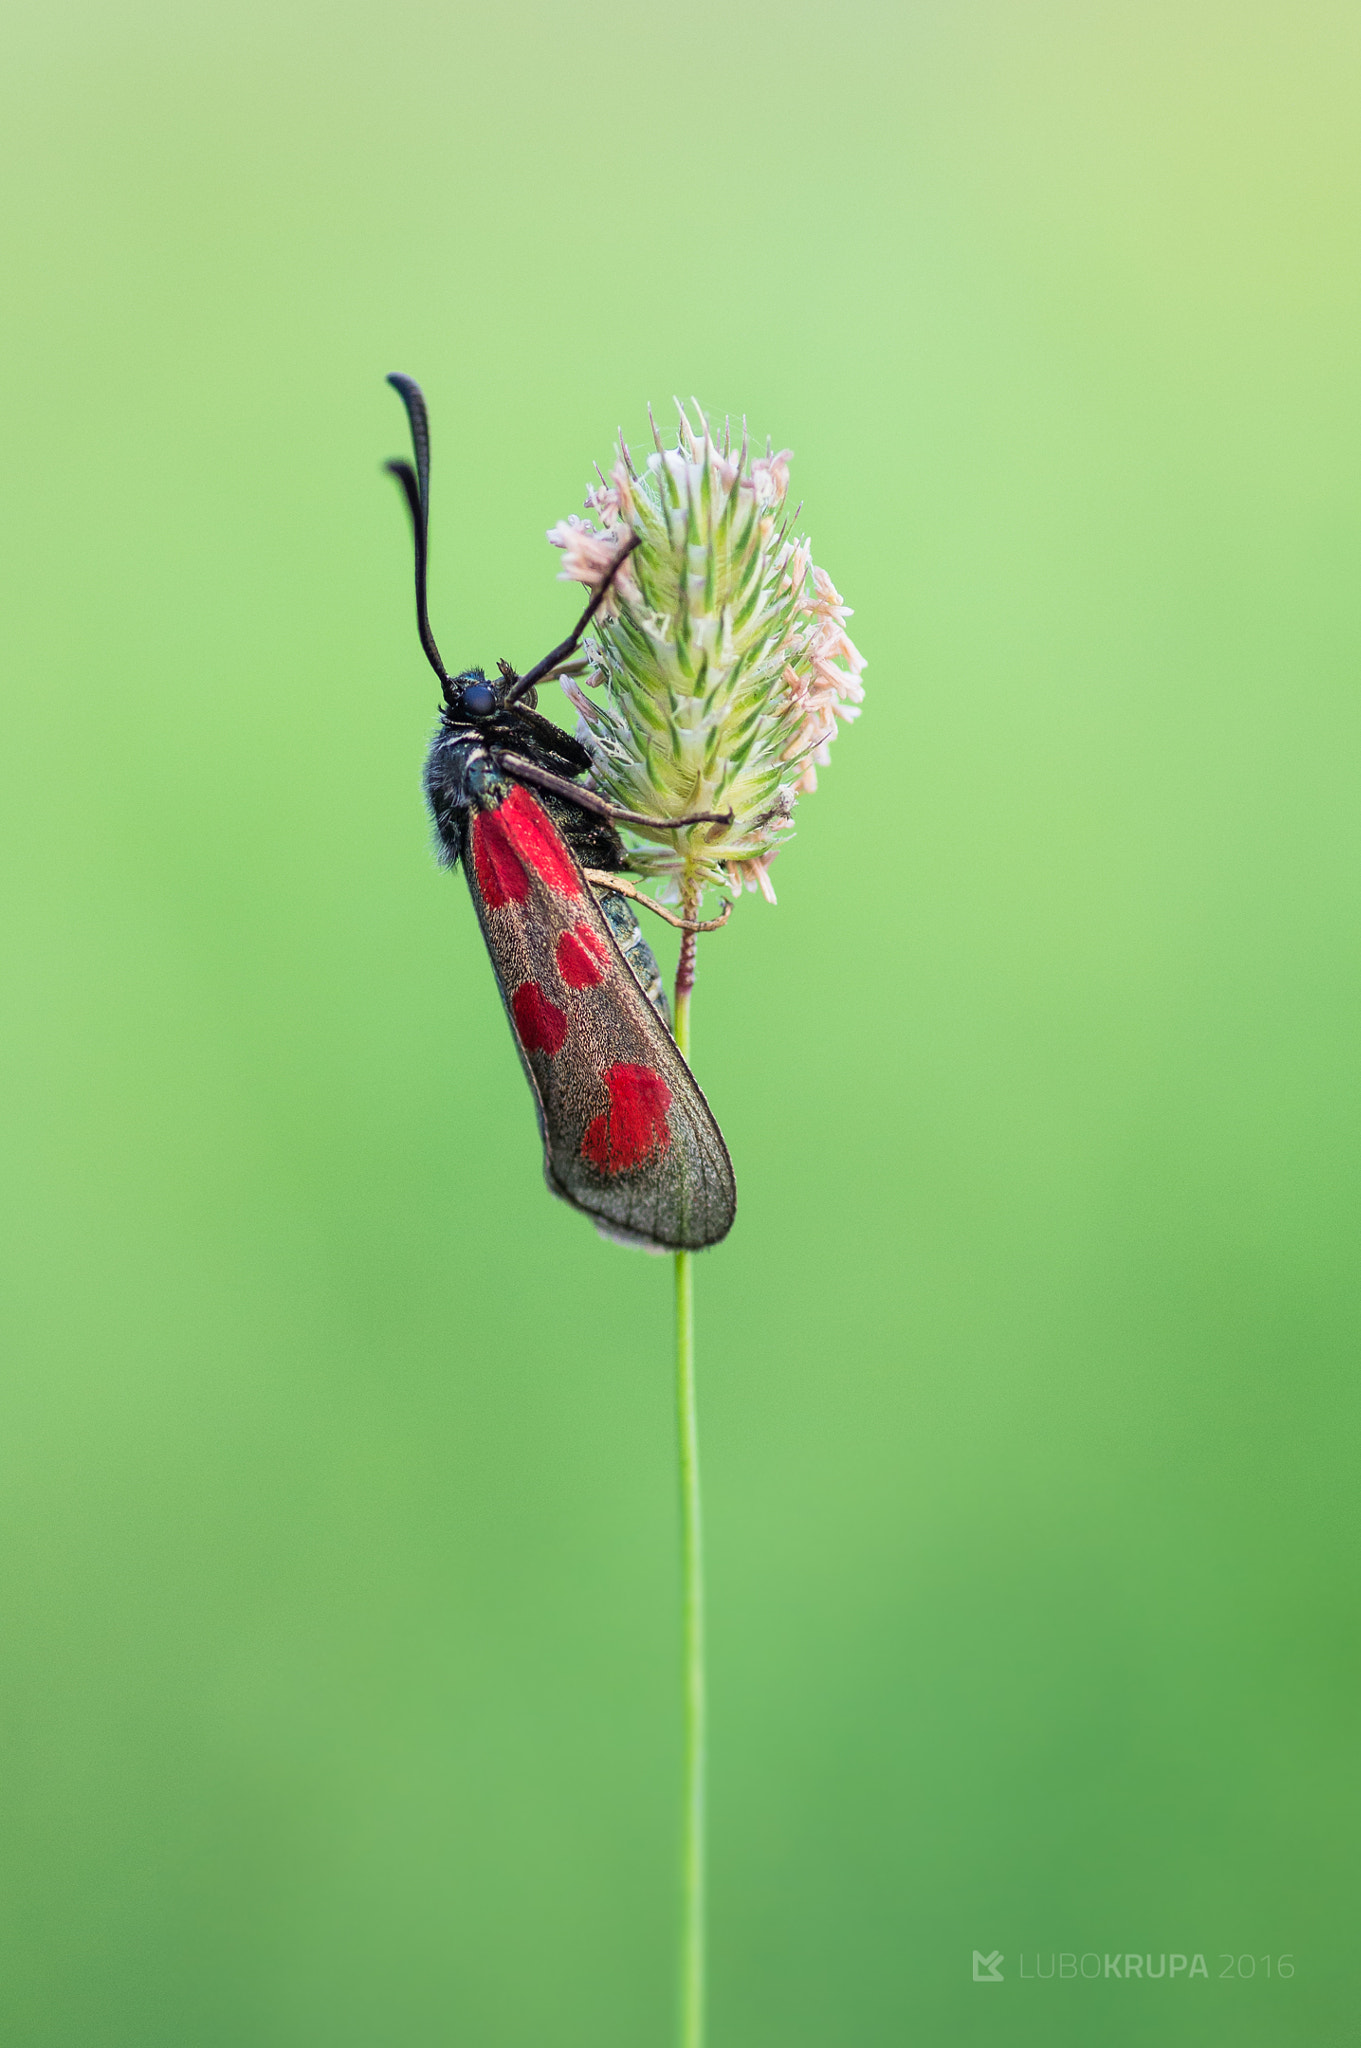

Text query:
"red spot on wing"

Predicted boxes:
[[495, 785, 582, 898], [581, 1064, 673, 1175], [511, 981, 568, 1056], [472, 809, 530, 907], [556, 922, 610, 989]]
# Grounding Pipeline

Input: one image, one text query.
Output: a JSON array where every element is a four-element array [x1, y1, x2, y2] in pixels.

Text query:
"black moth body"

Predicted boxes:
[[386, 375, 736, 1253], [426, 691, 670, 1023]]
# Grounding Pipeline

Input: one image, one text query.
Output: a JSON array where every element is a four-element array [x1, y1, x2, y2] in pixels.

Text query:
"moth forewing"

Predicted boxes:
[[460, 783, 735, 1253]]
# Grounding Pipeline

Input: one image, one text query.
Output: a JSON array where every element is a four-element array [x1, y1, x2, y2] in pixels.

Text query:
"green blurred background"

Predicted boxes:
[[2, 1, 1357, 2041]]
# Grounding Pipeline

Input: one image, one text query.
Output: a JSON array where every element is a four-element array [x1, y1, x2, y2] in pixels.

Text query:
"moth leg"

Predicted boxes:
[[492, 751, 733, 831], [500, 656, 593, 692], [582, 869, 733, 933]]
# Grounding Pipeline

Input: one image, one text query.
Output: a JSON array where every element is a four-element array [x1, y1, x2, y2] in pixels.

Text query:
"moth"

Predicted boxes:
[[385, 374, 737, 1252]]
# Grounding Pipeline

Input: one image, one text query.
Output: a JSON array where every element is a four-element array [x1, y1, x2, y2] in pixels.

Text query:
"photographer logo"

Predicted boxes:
[[970, 1949, 1295, 1984]]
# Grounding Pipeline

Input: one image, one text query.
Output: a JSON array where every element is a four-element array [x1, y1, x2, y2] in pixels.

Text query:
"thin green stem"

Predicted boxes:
[[673, 904, 704, 2048]]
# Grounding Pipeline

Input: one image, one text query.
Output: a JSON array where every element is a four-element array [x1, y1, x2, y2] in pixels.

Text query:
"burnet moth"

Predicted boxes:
[[385, 375, 737, 1252]]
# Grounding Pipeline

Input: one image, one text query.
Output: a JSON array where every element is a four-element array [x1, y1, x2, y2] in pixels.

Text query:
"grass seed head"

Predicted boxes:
[[547, 401, 864, 906]]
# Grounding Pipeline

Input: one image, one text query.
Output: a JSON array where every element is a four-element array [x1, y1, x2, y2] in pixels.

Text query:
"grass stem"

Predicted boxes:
[[673, 907, 705, 2048]]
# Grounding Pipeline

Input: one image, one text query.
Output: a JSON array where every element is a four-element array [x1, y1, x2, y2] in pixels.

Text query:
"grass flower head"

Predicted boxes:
[[548, 403, 865, 909]]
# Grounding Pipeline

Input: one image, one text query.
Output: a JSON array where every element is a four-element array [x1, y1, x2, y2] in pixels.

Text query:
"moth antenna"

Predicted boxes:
[[505, 534, 642, 704], [385, 373, 452, 688]]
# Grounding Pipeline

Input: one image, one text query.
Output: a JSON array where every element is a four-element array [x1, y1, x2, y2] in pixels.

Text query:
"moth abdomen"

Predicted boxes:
[[597, 889, 669, 1027]]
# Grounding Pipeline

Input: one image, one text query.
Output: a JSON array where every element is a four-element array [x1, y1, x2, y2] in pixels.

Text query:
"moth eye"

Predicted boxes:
[[462, 680, 497, 717]]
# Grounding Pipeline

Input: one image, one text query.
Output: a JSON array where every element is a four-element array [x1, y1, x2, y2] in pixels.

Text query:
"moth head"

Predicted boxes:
[[452, 669, 498, 720]]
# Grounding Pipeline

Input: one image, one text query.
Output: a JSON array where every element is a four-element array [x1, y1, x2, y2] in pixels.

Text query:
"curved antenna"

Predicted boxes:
[[384, 373, 451, 685], [505, 534, 641, 705]]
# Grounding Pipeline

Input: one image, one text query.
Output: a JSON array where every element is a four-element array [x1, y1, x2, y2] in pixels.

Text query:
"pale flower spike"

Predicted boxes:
[[545, 401, 865, 908]]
